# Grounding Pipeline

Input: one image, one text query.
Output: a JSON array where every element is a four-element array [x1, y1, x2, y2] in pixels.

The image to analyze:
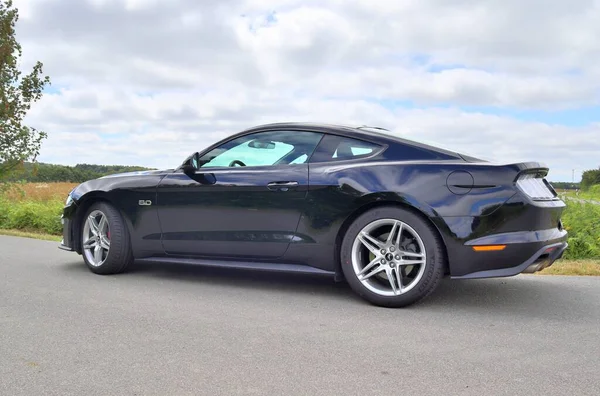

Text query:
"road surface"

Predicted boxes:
[[1, 235, 599, 396]]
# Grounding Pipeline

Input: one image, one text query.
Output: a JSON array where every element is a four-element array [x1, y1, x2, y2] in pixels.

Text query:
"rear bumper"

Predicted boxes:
[[520, 242, 568, 274], [451, 240, 568, 279], [437, 188, 569, 278]]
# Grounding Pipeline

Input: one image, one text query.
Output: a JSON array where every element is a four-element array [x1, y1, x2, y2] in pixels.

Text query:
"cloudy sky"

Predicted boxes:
[[14, 0, 600, 182]]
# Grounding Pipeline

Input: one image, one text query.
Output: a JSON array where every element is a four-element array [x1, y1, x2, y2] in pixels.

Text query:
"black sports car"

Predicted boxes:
[[60, 122, 568, 307]]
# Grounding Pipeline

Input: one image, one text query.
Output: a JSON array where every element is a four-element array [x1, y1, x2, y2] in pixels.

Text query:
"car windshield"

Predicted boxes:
[[201, 140, 295, 167]]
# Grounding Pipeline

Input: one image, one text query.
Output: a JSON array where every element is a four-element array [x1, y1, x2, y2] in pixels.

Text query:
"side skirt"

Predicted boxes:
[[137, 256, 337, 277]]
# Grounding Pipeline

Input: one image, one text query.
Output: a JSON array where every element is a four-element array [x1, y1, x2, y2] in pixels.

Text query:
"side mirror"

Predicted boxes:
[[179, 152, 216, 185], [181, 163, 216, 185], [191, 152, 200, 169], [186, 170, 217, 185], [182, 164, 196, 176], [181, 152, 201, 170]]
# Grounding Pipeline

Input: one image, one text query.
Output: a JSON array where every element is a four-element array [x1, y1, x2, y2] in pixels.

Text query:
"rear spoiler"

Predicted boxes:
[[504, 162, 550, 180]]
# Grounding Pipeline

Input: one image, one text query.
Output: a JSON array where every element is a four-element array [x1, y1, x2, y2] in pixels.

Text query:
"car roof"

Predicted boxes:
[[242, 121, 386, 137], [241, 122, 476, 160]]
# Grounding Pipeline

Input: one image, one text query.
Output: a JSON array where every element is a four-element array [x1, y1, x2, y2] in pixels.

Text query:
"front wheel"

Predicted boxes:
[[340, 206, 446, 307], [81, 202, 133, 275]]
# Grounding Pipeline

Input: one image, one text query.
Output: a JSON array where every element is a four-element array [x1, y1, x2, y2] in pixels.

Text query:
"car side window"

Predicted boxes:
[[197, 131, 324, 168], [309, 135, 382, 163]]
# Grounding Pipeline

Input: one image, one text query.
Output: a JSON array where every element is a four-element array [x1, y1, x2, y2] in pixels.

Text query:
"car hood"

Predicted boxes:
[[97, 169, 171, 179]]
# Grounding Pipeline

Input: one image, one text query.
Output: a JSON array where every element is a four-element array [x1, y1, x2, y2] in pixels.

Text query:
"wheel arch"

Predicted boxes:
[[71, 191, 129, 254], [334, 199, 450, 276]]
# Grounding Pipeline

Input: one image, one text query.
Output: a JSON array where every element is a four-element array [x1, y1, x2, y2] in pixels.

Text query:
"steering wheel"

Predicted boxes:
[[229, 160, 247, 167]]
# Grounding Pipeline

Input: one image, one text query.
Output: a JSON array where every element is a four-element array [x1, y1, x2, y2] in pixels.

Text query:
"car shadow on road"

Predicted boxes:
[[60, 259, 593, 319], [61, 259, 354, 301], [141, 259, 354, 296]]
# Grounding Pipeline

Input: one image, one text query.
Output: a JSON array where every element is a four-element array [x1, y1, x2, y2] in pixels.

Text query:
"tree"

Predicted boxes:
[[0, 0, 50, 179], [581, 169, 600, 190]]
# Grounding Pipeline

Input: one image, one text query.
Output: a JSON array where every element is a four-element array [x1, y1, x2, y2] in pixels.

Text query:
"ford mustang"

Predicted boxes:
[[59, 122, 568, 307]]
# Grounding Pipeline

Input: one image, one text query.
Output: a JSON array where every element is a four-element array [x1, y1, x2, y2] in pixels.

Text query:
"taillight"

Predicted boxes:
[[516, 173, 556, 200]]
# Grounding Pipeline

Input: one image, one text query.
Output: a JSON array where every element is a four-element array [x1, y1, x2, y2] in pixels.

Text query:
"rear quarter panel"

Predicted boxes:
[[295, 160, 542, 273], [302, 160, 520, 229]]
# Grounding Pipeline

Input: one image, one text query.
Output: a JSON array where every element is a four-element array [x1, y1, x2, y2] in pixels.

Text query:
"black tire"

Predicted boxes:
[[340, 206, 445, 308], [80, 202, 133, 275]]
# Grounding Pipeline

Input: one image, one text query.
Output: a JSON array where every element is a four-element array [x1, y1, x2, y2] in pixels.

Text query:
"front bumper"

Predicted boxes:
[[58, 242, 74, 252], [58, 215, 75, 252]]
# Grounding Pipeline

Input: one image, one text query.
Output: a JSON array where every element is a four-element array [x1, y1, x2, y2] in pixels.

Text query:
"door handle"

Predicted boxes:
[[267, 181, 299, 191]]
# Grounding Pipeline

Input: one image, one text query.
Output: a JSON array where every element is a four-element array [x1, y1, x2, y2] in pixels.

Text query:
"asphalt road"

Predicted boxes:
[[1, 236, 599, 396]]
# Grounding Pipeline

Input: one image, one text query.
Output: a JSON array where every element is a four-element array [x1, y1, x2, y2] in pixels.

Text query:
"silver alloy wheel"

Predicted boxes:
[[82, 210, 111, 267], [351, 218, 427, 297]]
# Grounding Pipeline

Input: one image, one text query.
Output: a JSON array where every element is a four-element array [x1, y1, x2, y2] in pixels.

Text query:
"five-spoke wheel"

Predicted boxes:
[[352, 219, 427, 297], [80, 202, 133, 275], [340, 206, 445, 307], [82, 210, 111, 267]]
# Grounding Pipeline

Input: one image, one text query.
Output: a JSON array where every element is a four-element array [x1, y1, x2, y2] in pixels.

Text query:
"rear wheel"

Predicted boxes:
[[340, 206, 445, 307], [81, 202, 133, 275]]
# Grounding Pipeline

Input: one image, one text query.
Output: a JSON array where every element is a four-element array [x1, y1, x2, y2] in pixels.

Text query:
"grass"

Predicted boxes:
[[560, 201, 600, 260], [537, 260, 600, 276], [0, 182, 77, 236], [0, 182, 599, 275], [1, 182, 77, 201], [0, 198, 65, 235], [560, 186, 600, 201]]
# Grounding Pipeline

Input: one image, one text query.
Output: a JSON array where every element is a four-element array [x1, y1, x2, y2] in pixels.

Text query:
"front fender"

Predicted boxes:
[[65, 174, 167, 258]]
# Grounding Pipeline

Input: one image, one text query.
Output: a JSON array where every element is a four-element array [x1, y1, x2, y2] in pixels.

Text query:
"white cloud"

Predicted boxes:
[[11, 0, 600, 181]]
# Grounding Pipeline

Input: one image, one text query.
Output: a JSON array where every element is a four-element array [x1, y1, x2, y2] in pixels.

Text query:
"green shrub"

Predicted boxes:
[[0, 198, 63, 235], [561, 201, 600, 259], [589, 184, 600, 198]]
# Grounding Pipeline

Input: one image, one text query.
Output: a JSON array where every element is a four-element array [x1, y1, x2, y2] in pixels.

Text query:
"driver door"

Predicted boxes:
[[156, 130, 324, 259]]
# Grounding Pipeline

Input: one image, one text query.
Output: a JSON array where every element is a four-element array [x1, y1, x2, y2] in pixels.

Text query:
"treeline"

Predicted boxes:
[[550, 169, 599, 191], [550, 182, 580, 190], [551, 169, 600, 191], [4, 162, 155, 183], [581, 169, 600, 190]]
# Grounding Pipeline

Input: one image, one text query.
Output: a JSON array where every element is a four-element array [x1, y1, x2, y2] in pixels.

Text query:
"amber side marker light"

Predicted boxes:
[[472, 245, 507, 252]]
